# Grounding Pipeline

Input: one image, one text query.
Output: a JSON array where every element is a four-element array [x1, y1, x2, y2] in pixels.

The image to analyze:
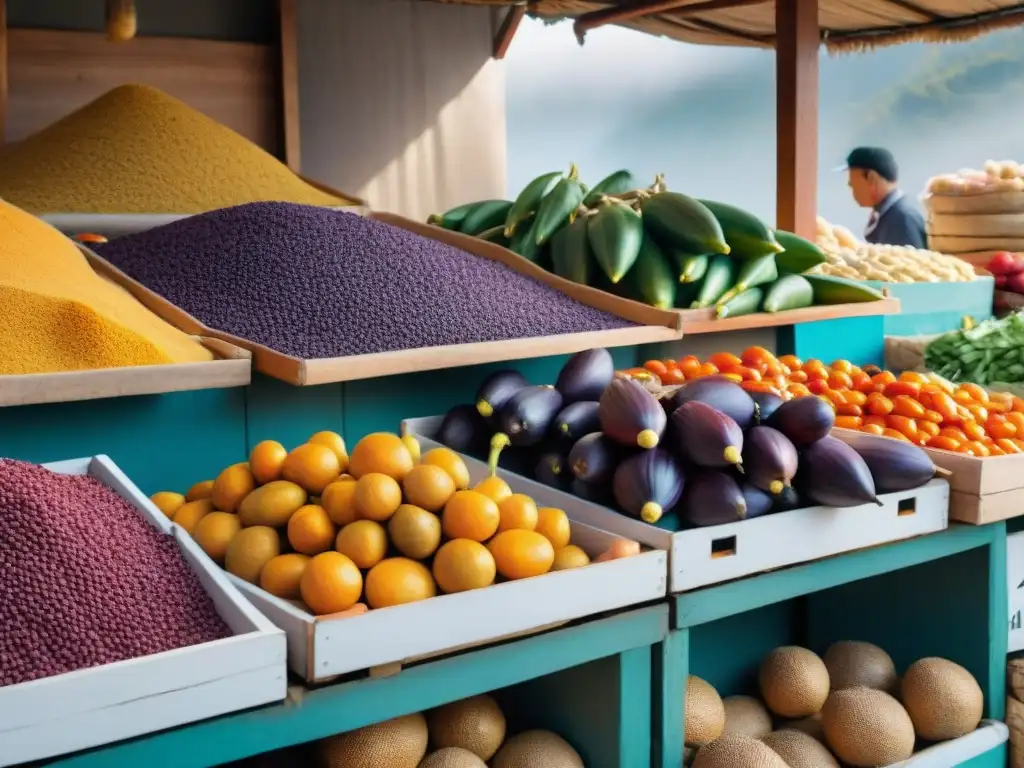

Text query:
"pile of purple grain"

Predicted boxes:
[[93, 202, 636, 359], [0, 459, 231, 687]]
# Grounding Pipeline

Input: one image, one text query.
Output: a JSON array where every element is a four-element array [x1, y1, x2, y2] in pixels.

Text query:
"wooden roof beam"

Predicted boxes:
[[494, 3, 527, 58], [573, 0, 771, 43]]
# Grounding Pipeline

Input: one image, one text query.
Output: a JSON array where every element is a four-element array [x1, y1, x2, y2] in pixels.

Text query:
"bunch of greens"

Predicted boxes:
[[925, 312, 1024, 385]]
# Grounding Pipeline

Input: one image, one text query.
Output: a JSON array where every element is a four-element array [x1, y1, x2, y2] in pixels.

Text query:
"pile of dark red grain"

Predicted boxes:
[[0, 459, 230, 687], [93, 202, 636, 359]]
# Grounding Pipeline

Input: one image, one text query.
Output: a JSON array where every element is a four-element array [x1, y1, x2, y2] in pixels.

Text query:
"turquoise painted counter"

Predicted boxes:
[[45, 605, 667, 768]]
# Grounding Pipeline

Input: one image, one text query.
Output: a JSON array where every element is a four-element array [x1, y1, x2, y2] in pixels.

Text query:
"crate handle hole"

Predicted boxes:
[[897, 498, 917, 517], [711, 535, 737, 559]]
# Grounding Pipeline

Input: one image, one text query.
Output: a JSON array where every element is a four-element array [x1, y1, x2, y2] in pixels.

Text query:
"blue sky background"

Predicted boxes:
[[504, 19, 1024, 234]]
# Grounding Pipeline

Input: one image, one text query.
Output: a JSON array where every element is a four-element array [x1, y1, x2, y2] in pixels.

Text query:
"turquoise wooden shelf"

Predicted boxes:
[[654, 524, 1008, 768], [44, 605, 667, 768]]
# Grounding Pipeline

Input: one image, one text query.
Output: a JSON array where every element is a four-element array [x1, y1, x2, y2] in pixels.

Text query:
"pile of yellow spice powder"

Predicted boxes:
[[0, 84, 354, 214], [0, 199, 214, 374]]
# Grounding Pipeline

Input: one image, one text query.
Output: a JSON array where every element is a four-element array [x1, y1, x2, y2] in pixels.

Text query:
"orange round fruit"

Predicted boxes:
[[260, 553, 311, 599], [225, 526, 280, 584], [249, 440, 288, 485], [402, 464, 456, 512], [287, 504, 337, 555], [335, 520, 389, 570], [192, 511, 242, 563], [497, 493, 539, 533], [487, 530, 555, 580], [364, 558, 437, 609], [442, 490, 500, 542], [173, 498, 215, 534], [552, 544, 590, 571], [535, 507, 571, 550], [185, 479, 214, 501], [422, 447, 470, 490], [354, 472, 403, 521], [320, 478, 359, 526], [150, 491, 185, 518], [473, 476, 513, 504], [348, 432, 414, 481], [388, 504, 442, 560], [211, 462, 256, 513], [308, 431, 349, 469], [300, 551, 363, 615], [281, 443, 342, 494], [432, 539, 496, 593]]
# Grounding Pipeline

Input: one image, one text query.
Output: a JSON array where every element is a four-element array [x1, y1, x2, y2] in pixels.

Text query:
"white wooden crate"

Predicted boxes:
[[0, 455, 287, 767], [405, 416, 950, 595], [893, 720, 1008, 766], [228, 464, 668, 682]]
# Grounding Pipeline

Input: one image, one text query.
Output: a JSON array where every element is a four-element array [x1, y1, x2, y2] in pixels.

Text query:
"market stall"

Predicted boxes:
[[0, 1, 1022, 767]]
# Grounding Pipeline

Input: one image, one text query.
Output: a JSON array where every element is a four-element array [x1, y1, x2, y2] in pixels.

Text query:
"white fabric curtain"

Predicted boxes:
[[297, 0, 507, 221]]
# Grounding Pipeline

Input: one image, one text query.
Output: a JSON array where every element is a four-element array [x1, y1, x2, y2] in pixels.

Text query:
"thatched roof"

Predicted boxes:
[[437, 0, 1024, 53]]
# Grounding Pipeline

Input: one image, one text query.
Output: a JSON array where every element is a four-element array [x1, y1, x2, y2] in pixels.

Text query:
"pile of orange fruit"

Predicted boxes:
[[628, 348, 1024, 457], [150, 431, 598, 617]]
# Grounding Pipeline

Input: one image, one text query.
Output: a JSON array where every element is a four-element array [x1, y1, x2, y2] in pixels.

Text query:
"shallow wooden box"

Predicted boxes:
[[0, 336, 251, 407], [228, 509, 667, 683], [834, 428, 1024, 524], [81, 211, 682, 386], [674, 297, 901, 335], [0, 455, 287, 767], [405, 416, 949, 595]]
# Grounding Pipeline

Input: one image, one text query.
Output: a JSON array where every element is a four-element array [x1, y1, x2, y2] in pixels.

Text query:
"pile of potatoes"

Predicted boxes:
[[927, 160, 1024, 195], [813, 216, 977, 283]]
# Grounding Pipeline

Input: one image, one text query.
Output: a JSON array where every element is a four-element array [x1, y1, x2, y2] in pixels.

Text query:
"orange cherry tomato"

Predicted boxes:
[[997, 438, 1022, 454], [886, 415, 918, 439], [929, 392, 958, 422], [986, 399, 1011, 414], [883, 381, 922, 400], [741, 346, 774, 369], [1006, 412, 1024, 433], [1013, 397, 1024, 414], [985, 415, 1017, 439], [679, 359, 702, 379], [939, 427, 968, 442], [779, 354, 802, 370], [864, 415, 887, 428], [726, 365, 762, 382], [898, 371, 928, 385], [851, 372, 874, 393], [917, 420, 940, 438], [831, 359, 854, 374], [696, 362, 719, 377], [953, 389, 975, 405], [662, 368, 685, 385], [806, 378, 830, 396], [842, 391, 868, 407], [928, 436, 961, 452], [644, 360, 668, 377], [962, 421, 987, 441], [803, 358, 828, 374], [828, 370, 854, 391], [835, 415, 863, 429], [866, 393, 894, 417], [871, 371, 897, 390], [837, 403, 863, 418], [721, 373, 744, 383], [823, 389, 847, 406], [788, 370, 809, 384], [954, 443, 977, 456], [891, 395, 926, 419], [882, 428, 912, 442], [966, 440, 991, 457], [740, 380, 781, 395], [708, 352, 742, 370], [966, 404, 989, 423], [958, 383, 989, 403], [861, 423, 886, 435], [786, 383, 811, 398]]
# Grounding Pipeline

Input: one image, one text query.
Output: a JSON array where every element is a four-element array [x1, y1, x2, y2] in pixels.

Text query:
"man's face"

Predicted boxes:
[[848, 168, 875, 208]]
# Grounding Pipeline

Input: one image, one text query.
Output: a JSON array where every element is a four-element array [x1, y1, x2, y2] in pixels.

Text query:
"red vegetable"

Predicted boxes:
[[987, 251, 1018, 276]]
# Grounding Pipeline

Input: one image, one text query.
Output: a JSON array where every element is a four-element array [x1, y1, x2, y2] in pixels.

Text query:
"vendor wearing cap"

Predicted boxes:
[[842, 147, 927, 249]]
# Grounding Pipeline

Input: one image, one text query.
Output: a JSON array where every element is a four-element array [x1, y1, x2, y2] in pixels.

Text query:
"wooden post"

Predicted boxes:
[[0, 0, 7, 145], [775, 0, 818, 238], [278, 0, 301, 171]]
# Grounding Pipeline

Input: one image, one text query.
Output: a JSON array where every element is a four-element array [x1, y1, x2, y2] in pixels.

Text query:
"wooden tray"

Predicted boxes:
[[833, 428, 1024, 525], [676, 297, 901, 335], [0, 456, 286, 767], [228, 493, 667, 682], [925, 190, 1024, 216], [82, 213, 683, 386], [406, 416, 949, 594], [0, 337, 251, 408]]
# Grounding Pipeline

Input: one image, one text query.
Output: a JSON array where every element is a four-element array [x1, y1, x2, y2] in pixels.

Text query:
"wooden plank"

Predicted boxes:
[[775, 0, 819, 238], [677, 297, 900, 334], [278, 0, 301, 170], [5, 29, 277, 151], [493, 4, 525, 59]]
